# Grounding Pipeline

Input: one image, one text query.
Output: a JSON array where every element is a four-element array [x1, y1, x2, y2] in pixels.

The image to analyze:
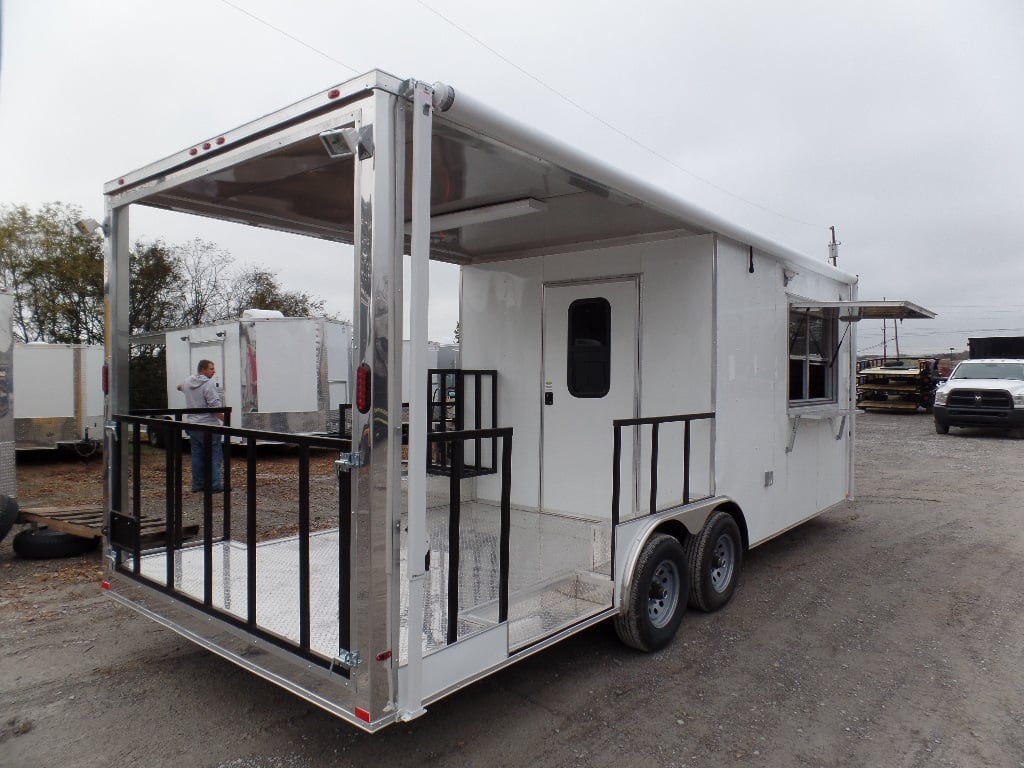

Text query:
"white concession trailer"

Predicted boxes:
[[14, 343, 104, 452], [160, 312, 352, 438], [101, 70, 932, 732]]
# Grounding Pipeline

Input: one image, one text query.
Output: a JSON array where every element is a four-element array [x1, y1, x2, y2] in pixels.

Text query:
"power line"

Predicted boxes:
[[217, 0, 361, 74], [413, 0, 825, 232]]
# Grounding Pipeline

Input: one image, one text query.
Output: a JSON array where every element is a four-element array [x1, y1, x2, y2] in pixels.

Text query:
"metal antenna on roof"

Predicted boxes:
[[828, 226, 840, 267]]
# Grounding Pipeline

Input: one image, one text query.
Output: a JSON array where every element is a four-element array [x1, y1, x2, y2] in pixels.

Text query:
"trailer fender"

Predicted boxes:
[[615, 495, 742, 614]]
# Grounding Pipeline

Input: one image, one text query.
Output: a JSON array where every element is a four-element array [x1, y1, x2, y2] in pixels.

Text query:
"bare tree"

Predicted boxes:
[[174, 238, 233, 325]]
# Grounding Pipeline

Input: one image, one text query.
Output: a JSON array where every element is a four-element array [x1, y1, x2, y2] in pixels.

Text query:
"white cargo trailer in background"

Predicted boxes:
[[0, 292, 14, 496], [14, 343, 104, 452], [161, 312, 352, 438], [101, 70, 933, 732]]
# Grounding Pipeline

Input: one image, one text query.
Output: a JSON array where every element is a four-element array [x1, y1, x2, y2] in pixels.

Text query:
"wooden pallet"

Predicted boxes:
[[17, 506, 198, 545]]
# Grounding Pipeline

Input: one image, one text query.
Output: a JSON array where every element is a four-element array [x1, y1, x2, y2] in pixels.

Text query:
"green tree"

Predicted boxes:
[[227, 264, 329, 318], [130, 239, 183, 335], [0, 202, 104, 344]]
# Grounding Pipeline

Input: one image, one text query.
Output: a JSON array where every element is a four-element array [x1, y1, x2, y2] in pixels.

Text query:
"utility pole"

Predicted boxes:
[[828, 226, 840, 267]]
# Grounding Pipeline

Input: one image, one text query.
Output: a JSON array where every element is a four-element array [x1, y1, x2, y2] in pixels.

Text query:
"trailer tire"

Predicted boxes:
[[686, 511, 742, 612], [0, 494, 19, 544], [934, 422, 949, 435], [614, 533, 688, 652], [12, 527, 98, 559]]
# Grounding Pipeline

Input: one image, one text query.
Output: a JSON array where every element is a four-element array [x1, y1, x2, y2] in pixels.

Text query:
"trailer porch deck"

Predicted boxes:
[[131, 502, 613, 661]]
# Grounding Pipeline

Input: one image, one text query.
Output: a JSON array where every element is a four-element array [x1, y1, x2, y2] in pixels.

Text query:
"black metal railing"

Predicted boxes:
[[427, 426, 512, 646], [611, 412, 715, 526], [111, 411, 352, 673], [427, 369, 498, 478]]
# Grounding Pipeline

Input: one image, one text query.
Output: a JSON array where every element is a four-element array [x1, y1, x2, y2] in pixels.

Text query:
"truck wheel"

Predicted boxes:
[[12, 527, 99, 559], [614, 533, 688, 652], [0, 495, 19, 544], [934, 422, 949, 435], [686, 510, 742, 612]]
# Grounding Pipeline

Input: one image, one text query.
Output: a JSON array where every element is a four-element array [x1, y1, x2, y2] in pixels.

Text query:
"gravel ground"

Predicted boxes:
[[1, 413, 1023, 768]]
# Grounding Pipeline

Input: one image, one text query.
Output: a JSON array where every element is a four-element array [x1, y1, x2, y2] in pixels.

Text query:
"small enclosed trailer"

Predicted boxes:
[[14, 343, 104, 452], [159, 312, 352, 439], [100, 71, 932, 732], [0, 292, 14, 496]]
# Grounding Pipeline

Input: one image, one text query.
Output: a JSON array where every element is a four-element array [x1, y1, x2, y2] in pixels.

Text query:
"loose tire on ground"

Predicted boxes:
[[614, 533, 689, 652], [0, 494, 19, 544], [686, 510, 743, 612], [12, 527, 99, 559], [935, 422, 949, 435]]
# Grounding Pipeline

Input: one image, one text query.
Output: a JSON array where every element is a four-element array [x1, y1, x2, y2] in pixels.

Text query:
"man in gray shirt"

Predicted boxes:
[[179, 359, 224, 492]]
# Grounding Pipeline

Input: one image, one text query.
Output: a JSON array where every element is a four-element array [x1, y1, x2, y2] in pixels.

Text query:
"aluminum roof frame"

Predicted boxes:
[[104, 70, 855, 282]]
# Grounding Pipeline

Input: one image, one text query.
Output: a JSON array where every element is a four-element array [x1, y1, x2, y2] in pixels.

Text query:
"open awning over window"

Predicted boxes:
[[789, 300, 935, 322]]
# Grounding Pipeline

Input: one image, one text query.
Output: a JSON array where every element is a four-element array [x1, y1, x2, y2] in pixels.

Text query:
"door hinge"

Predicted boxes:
[[331, 648, 361, 673]]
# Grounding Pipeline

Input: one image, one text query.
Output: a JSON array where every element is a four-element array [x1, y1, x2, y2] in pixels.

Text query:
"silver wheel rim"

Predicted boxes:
[[647, 560, 680, 628], [709, 533, 735, 593]]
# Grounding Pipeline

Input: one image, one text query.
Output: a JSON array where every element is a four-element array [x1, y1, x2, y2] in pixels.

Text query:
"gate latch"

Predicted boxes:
[[336, 452, 364, 475]]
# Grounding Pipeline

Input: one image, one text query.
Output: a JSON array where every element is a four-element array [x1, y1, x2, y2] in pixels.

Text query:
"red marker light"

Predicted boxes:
[[118, 179, 125, 185], [101, 581, 110, 590], [328, 89, 340, 99], [202, 142, 212, 150], [189, 148, 198, 156], [215, 137, 225, 145], [356, 363, 371, 413], [355, 707, 371, 723], [375, 650, 392, 662]]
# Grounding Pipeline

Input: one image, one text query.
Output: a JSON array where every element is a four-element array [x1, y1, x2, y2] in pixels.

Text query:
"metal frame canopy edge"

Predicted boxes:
[[102, 68, 854, 283], [789, 299, 936, 321]]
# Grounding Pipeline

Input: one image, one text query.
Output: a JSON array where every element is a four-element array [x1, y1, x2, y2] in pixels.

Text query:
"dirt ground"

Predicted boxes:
[[2, 413, 1023, 768]]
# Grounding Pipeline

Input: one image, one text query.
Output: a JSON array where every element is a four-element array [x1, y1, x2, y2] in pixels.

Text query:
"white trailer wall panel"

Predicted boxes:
[[714, 237, 853, 546], [0, 292, 13, 495], [13, 344, 104, 450], [165, 318, 352, 436], [463, 235, 716, 517]]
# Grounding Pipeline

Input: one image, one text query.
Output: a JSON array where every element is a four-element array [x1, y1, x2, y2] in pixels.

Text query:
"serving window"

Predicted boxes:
[[788, 306, 837, 404]]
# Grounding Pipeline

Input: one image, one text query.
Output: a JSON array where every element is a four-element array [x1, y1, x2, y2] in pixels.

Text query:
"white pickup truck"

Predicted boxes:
[[933, 359, 1024, 437]]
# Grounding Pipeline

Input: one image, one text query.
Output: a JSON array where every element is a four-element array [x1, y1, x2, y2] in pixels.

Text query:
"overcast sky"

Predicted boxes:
[[1, 0, 1022, 354]]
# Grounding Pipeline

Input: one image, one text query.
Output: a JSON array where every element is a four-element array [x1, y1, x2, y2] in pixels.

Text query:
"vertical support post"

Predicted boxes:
[[246, 438, 257, 629], [338, 458, 352, 670], [649, 422, 659, 515], [131, 423, 141, 574], [398, 79, 433, 721], [298, 444, 311, 652], [683, 419, 692, 505], [498, 431, 512, 623], [446, 438, 463, 646], [611, 422, 621, 576], [203, 430, 213, 607], [103, 202, 131, 555], [222, 410, 231, 538], [349, 88, 404, 724]]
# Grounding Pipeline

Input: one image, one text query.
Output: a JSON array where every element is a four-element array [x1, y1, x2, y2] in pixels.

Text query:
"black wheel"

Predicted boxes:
[[12, 527, 99, 559], [686, 510, 743, 612], [614, 533, 688, 652], [934, 422, 949, 435], [0, 494, 19, 544]]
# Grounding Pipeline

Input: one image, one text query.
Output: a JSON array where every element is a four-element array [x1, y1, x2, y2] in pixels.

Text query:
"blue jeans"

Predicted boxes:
[[189, 429, 223, 492]]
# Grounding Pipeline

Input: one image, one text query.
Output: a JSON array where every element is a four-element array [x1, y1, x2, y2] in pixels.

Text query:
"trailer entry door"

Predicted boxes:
[[542, 279, 639, 518]]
